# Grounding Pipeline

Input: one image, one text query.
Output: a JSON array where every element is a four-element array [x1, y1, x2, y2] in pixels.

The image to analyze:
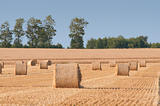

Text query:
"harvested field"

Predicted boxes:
[[0, 48, 160, 105]]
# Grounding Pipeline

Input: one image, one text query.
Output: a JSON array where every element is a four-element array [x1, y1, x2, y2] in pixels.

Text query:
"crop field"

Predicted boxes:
[[0, 48, 160, 105]]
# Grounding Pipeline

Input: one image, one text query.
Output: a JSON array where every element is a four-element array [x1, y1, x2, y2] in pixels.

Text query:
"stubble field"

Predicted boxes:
[[0, 48, 160, 105]]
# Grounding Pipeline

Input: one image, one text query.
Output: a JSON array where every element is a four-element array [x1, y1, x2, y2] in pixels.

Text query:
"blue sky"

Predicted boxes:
[[0, 0, 160, 47]]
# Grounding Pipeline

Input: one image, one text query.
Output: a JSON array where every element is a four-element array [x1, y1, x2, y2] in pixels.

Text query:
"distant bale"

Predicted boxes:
[[117, 63, 129, 76], [40, 61, 48, 69], [54, 63, 81, 88], [139, 60, 146, 67], [44, 60, 52, 66], [110, 60, 116, 67], [27, 59, 37, 66], [0, 61, 4, 68], [92, 61, 101, 70], [129, 62, 138, 70], [15, 61, 27, 75]]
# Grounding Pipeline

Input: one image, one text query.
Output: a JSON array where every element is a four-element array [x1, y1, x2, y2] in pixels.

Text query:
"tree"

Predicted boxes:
[[107, 37, 117, 48], [38, 15, 56, 48], [150, 43, 160, 48], [70, 36, 84, 48], [69, 17, 88, 48], [86, 35, 150, 49], [102, 37, 108, 48], [0, 22, 12, 48], [136, 36, 149, 48], [86, 38, 97, 49], [96, 38, 104, 48], [13, 18, 25, 48], [26, 17, 42, 48]]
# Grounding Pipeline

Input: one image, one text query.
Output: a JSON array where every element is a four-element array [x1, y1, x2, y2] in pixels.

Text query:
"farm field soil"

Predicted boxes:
[[0, 49, 160, 105], [0, 63, 159, 105]]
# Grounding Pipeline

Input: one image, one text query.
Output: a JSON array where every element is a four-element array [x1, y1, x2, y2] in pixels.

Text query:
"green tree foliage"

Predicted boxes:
[[0, 16, 159, 49], [26, 15, 57, 48], [38, 15, 56, 48], [69, 17, 88, 48], [70, 36, 84, 48], [0, 22, 12, 48], [26, 17, 41, 48], [86, 35, 150, 49], [13, 18, 25, 48], [86, 37, 108, 49], [150, 43, 160, 48], [86, 38, 97, 49]]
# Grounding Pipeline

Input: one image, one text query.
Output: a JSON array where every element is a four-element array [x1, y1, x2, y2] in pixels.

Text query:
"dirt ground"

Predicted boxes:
[[0, 48, 160, 105]]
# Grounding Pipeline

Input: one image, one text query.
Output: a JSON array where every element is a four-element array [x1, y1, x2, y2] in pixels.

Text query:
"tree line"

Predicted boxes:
[[0, 15, 62, 48], [0, 15, 160, 48], [87, 35, 159, 48], [86, 36, 160, 49]]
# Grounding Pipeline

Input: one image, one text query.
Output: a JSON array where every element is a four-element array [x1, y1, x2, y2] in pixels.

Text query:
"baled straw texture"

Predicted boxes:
[[27, 59, 37, 66], [129, 62, 138, 70], [40, 61, 48, 69], [139, 60, 146, 67], [92, 61, 101, 70], [117, 63, 129, 76], [54, 63, 81, 88], [43, 60, 52, 66], [110, 60, 116, 67], [15, 61, 27, 75]]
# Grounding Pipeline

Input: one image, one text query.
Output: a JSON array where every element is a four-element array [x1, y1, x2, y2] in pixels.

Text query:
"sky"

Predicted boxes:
[[0, 0, 160, 48]]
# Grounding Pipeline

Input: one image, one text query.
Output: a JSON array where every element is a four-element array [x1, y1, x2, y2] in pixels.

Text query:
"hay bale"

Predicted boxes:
[[92, 61, 101, 70], [129, 62, 138, 70], [15, 61, 27, 75], [0, 61, 4, 68], [54, 63, 81, 88], [139, 60, 146, 67], [117, 63, 129, 76], [110, 60, 116, 67], [40, 61, 48, 69], [0, 64, 2, 74], [44, 60, 52, 65], [27, 59, 37, 66]]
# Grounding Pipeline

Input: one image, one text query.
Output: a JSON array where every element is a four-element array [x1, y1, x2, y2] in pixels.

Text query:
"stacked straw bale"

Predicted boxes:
[[117, 63, 129, 76], [15, 61, 27, 75], [129, 62, 138, 70], [139, 60, 146, 67], [92, 61, 101, 70], [110, 60, 116, 67], [27, 59, 37, 66], [40, 61, 48, 69], [44, 60, 52, 65], [54, 63, 81, 88]]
